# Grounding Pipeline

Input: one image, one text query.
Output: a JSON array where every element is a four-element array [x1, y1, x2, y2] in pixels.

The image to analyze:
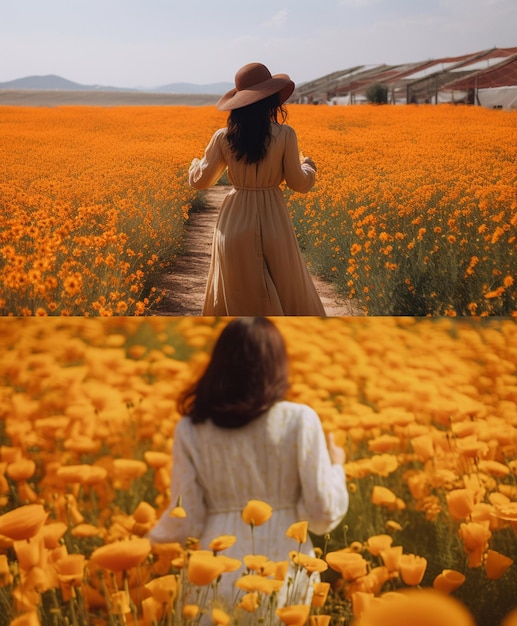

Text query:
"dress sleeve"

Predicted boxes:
[[148, 419, 207, 544], [282, 125, 316, 193], [188, 128, 228, 190], [296, 406, 349, 536]]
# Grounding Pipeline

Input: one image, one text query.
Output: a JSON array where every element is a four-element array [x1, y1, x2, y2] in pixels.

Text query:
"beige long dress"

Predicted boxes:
[[188, 123, 325, 316]]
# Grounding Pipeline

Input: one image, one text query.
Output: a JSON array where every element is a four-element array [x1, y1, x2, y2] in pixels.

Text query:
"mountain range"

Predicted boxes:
[[0, 74, 234, 95]]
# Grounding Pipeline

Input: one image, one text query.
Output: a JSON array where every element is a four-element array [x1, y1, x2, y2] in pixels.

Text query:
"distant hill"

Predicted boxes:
[[0, 74, 136, 92], [0, 74, 232, 95]]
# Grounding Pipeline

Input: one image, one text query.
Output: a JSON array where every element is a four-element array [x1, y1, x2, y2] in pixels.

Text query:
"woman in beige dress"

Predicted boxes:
[[188, 62, 325, 316]]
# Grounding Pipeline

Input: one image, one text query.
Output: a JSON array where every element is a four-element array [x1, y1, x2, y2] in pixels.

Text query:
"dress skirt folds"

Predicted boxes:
[[188, 123, 325, 316]]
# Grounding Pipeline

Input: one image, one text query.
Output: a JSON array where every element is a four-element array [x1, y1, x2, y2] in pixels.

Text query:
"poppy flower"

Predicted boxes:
[[212, 608, 230, 625], [110, 590, 131, 615], [187, 551, 226, 586], [399, 554, 427, 586], [235, 574, 280, 594], [433, 569, 466, 594], [208, 534, 237, 553], [351, 590, 374, 617], [446, 489, 475, 520], [40, 522, 67, 549], [9, 612, 40, 626], [366, 534, 393, 556], [6, 459, 36, 482], [13, 535, 45, 572], [238, 592, 259, 612], [310, 617, 331, 626], [145, 574, 178, 603], [286, 521, 309, 544], [90, 537, 151, 572], [242, 500, 273, 526], [243, 554, 270, 572], [325, 550, 368, 581], [142, 597, 164, 626], [0, 504, 48, 541], [181, 605, 200, 620], [56, 464, 107, 485], [485, 549, 513, 580], [276, 605, 311, 626], [54, 554, 86, 586], [311, 581, 330, 607], [371, 486, 397, 508], [290, 552, 328, 574]]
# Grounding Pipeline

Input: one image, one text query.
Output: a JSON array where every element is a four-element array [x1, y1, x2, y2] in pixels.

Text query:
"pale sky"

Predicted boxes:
[[1, 0, 516, 88]]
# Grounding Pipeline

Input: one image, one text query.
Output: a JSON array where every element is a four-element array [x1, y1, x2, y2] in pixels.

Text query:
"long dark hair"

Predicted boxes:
[[226, 93, 288, 164], [178, 317, 289, 428]]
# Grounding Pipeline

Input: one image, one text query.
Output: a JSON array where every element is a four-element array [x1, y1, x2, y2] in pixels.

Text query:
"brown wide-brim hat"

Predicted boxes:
[[216, 62, 295, 111]]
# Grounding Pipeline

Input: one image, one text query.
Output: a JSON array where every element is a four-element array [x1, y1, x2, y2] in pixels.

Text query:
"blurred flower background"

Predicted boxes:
[[0, 315, 516, 625]]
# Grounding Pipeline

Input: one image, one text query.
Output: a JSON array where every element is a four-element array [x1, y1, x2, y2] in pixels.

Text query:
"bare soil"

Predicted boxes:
[[150, 187, 358, 317]]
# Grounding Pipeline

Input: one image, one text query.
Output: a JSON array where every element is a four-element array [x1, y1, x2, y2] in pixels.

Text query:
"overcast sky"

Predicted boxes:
[[1, 0, 516, 88]]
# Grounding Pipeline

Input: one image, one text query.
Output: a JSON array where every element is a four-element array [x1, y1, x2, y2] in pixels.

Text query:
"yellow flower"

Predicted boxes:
[[211, 608, 230, 625], [433, 569, 466, 594], [110, 590, 131, 616], [286, 521, 309, 544], [311, 581, 330, 607], [169, 506, 187, 518], [208, 534, 237, 553], [310, 617, 331, 626], [242, 500, 273, 526], [366, 534, 393, 556], [325, 550, 368, 581], [145, 575, 178, 604], [276, 605, 311, 626], [187, 551, 226, 586], [0, 504, 48, 541], [90, 538, 151, 572], [181, 605, 200, 620], [485, 549, 513, 580], [399, 554, 427, 586], [238, 592, 260, 612]]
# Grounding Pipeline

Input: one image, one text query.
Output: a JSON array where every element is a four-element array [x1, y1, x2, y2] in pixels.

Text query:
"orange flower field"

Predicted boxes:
[[1, 104, 515, 316], [0, 315, 516, 625]]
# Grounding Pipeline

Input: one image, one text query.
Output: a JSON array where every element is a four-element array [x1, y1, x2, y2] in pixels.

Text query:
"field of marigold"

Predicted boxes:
[[1, 104, 515, 316], [0, 315, 516, 625]]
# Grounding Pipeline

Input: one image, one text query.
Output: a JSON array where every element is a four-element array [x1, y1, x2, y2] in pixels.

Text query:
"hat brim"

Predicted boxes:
[[216, 74, 295, 111]]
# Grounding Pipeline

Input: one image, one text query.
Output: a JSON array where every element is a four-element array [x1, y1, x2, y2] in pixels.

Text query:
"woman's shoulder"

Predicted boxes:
[[270, 400, 319, 421]]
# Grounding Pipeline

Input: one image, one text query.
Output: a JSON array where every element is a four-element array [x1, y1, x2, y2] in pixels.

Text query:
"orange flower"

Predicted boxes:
[[286, 521, 309, 544], [354, 588, 476, 626], [181, 604, 200, 620], [325, 550, 368, 581], [433, 569, 466, 594], [145, 575, 178, 603], [399, 554, 427, 586], [242, 500, 273, 526], [310, 617, 331, 626], [54, 554, 86, 586], [290, 551, 328, 574], [351, 591, 375, 618], [446, 489, 476, 520], [9, 613, 40, 626], [90, 537, 151, 572], [110, 590, 131, 615], [211, 608, 230, 625], [371, 485, 397, 508], [485, 549, 513, 580], [187, 551, 226, 586], [235, 574, 280, 594], [380, 545, 403, 571], [0, 504, 48, 540], [6, 459, 36, 482], [208, 534, 237, 553], [56, 464, 108, 485], [238, 592, 260, 612], [311, 581, 330, 607], [276, 605, 311, 626], [366, 534, 393, 556]]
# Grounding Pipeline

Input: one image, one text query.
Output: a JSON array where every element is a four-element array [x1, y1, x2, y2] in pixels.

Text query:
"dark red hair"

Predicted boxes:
[[178, 317, 289, 428]]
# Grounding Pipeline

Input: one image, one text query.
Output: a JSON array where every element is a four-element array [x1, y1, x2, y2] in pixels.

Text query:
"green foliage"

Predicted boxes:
[[366, 82, 388, 104]]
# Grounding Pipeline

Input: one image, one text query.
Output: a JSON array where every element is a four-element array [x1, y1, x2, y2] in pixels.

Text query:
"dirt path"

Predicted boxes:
[[150, 186, 358, 316]]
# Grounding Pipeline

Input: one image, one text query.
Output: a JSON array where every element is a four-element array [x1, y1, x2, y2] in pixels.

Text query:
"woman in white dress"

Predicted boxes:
[[188, 63, 325, 316], [149, 317, 349, 613]]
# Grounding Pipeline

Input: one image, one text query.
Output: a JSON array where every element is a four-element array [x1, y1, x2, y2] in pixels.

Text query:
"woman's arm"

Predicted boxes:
[[296, 406, 349, 535], [149, 419, 207, 544], [188, 128, 228, 190], [282, 125, 317, 193]]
